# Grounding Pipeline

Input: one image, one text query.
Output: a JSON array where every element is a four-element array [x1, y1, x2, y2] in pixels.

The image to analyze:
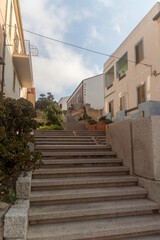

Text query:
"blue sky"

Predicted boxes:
[[19, 0, 159, 101]]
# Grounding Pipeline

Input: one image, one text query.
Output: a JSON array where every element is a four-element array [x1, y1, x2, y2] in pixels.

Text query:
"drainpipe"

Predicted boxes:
[[1, 0, 8, 93]]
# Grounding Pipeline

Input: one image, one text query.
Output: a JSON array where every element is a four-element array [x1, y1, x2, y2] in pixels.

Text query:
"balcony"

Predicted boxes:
[[12, 40, 33, 88]]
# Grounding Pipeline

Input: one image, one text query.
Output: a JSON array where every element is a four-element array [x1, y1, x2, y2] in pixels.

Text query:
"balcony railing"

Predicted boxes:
[[14, 39, 38, 56]]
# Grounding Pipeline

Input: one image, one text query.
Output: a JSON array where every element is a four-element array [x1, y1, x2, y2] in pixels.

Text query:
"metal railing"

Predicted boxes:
[[14, 39, 38, 56]]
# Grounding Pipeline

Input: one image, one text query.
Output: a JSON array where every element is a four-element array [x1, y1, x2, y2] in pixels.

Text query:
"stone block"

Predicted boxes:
[[16, 172, 32, 199], [4, 200, 29, 240], [106, 119, 134, 174], [137, 176, 160, 205], [132, 116, 160, 180], [0, 227, 3, 240]]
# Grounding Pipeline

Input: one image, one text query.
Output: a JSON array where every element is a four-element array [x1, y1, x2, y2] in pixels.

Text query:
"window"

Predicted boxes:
[[137, 83, 146, 105], [9, 3, 13, 39], [13, 70, 16, 92], [105, 66, 114, 89], [119, 94, 126, 111], [109, 100, 114, 117], [116, 52, 128, 80], [135, 39, 144, 64]]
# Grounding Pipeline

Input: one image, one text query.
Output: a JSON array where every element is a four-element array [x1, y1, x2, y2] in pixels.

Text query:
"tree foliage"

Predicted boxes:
[[36, 92, 63, 127], [0, 94, 42, 201]]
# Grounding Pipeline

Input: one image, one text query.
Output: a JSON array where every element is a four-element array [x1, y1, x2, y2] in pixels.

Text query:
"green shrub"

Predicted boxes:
[[38, 124, 64, 130], [36, 93, 63, 126], [104, 119, 112, 125], [0, 94, 42, 202], [87, 119, 97, 125]]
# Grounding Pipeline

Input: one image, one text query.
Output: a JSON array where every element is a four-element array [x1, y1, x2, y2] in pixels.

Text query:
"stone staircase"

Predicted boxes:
[[27, 130, 160, 240], [34, 130, 106, 145]]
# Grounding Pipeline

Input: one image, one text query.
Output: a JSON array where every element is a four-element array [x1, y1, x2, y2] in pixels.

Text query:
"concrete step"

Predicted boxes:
[[36, 142, 97, 145], [27, 214, 160, 240], [121, 235, 160, 240], [40, 158, 122, 168], [34, 136, 97, 139], [76, 131, 105, 134], [41, 151, 117, 159], [35, 132, 75, 137], [29, 199, 159, 225], [35, 145, 111, 152], [31, 175, 137, 190], [32, 166, 129, 178], [30, 186, 147, 205]]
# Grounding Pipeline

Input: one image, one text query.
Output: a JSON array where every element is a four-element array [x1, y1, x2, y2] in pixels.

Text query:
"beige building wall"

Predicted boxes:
[[0, 0, 7, 91], [0, 0, 34, 102], [4, 0, 26, 99], [104, 2, 160, 119]]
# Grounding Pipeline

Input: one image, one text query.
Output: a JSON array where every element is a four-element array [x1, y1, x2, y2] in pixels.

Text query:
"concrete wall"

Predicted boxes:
[[106, 116, 160, 179], [104, 3, 160, 119], [106, 119, 134, 175], [67, 74, 104, 111], [67, 83, 83, 109], [84, 74, 104, 110], [132, 116, 160, 180], [58, 96, 69, 111], [106, 116, 160, 204]]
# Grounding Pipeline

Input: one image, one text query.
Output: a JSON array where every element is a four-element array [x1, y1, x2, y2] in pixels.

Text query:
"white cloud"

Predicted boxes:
[[113, 25, 121, 34], [91, 26, 103, 41], [20, 0, 99, 100], [98, 0, 113, 7]]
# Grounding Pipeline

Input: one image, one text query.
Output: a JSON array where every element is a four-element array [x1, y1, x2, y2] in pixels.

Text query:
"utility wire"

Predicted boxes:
[[7, 24, 152, 68]]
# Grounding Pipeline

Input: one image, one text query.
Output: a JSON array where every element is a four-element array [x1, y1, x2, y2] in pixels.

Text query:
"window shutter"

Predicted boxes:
[[137, 86, 141, 105], [120, 97, 122, 111], [141, 84, 145, 103], [139, 41, 143, 62], [122, 95, 125, 110]]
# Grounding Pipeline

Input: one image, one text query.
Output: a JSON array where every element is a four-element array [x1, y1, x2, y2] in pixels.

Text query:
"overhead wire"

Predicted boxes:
[[6, 24, 152, 68]]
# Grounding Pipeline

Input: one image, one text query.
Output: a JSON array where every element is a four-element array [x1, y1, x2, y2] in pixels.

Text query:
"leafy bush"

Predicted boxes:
[[104, 119, 112, 125], [36, 92, 63, 127], [87, 119, 97, 125], [38, 124, 64, 130], [99, 116, 112, 125], [0, 94, 42, 202]]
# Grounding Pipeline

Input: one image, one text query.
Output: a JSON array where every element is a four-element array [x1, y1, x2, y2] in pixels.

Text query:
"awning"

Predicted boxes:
[[13, 53, 33, 88]]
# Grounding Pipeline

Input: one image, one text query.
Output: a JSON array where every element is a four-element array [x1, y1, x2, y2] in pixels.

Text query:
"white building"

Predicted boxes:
[[58, 96, 69, 111], [67, 74, 104, 110]]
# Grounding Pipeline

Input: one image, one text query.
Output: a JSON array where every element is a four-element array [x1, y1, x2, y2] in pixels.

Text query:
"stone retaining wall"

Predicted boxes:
[[106, 116, 160, 204], [0, 203, 10, 240]]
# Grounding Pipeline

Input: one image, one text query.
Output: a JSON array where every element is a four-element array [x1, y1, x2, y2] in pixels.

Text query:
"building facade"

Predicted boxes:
[[0, 0, 35, 106], [103, 2, 160, 121], [58, 96, 69, 111], [67, 74, 104, 110]]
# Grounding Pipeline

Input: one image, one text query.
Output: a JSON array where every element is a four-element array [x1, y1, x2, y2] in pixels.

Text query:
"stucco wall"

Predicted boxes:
[[104, 3, 160, 119], [3, 0, 30, 99], [58, 97, 69, 111], [67, 83, 83, 109], [84, 74, 104, 110]]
